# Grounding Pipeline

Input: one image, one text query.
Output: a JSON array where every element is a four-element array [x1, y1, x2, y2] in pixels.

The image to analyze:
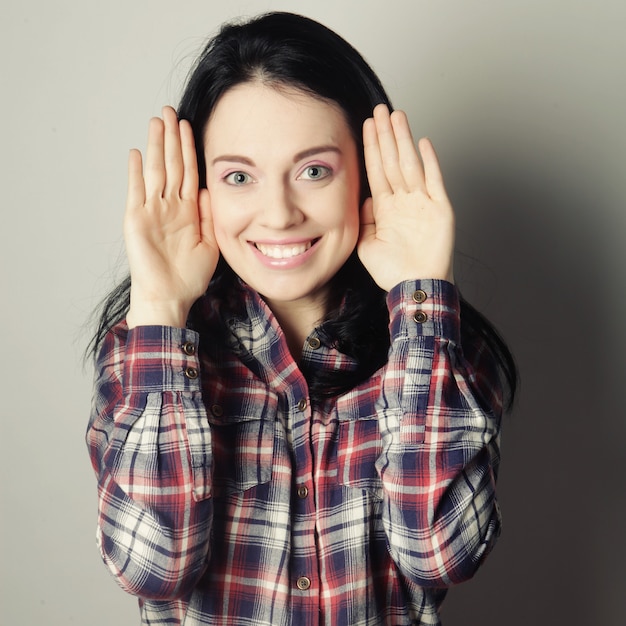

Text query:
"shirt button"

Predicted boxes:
[[210, 404, 223, 417], [307, 336, 321, 349], [413, 311, 428, 324], [181, 341, 196, 356], [412, 289, 427, 304], [296, 576, 311, 590], [184, 366, 199, 379], [297, 398, 308, 411], [297, 485, 309, 499]]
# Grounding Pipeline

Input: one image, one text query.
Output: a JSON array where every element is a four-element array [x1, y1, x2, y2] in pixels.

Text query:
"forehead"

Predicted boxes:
[[203, 82, 354, 157]]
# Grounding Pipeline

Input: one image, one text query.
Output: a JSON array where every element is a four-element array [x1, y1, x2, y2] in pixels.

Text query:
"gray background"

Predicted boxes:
[[2, 0, 624, 624]]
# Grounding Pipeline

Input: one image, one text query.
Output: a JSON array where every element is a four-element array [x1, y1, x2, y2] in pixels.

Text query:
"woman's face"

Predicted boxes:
[[203, 81, 360, 313]]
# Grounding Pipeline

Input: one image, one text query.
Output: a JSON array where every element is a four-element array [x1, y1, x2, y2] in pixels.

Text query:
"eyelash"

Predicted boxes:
[[222, 164, 333, 186], [298, 165, 332, 181], [224, 171, 253, 185]]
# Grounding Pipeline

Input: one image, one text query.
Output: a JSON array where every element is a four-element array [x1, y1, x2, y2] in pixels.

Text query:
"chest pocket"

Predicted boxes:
[[207, 385, 277, 495], [335, 374, 383, 495]]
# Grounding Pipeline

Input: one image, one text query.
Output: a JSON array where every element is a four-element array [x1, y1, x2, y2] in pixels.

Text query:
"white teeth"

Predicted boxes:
[[255, 241, 312, 259]]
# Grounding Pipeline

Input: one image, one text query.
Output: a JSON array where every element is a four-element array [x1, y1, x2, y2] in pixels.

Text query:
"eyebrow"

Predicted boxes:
[[210, 145, 342, 167], [294, 145, 342, 162]]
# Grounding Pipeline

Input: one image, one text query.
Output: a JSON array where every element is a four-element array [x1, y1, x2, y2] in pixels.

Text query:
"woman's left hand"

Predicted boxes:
[[358, 104, 455, 291]]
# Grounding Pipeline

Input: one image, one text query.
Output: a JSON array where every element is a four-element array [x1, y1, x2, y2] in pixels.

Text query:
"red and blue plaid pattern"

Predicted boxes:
[[87, 279, 503, 625]]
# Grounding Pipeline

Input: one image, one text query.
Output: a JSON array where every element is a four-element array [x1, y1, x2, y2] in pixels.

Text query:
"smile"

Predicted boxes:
[[254, 240, 317, 259]]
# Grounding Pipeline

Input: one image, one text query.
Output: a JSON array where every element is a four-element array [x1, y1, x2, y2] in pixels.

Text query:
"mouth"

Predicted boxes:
[[253, 239, 319, 259]]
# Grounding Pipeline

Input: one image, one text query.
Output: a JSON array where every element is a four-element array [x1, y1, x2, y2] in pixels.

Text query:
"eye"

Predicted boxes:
[[224, 171, 253, 185], [299, 165, 331, 181]]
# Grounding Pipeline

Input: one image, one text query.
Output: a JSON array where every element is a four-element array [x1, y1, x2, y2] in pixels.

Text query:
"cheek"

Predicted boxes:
[[343, 195, 361, 239], [347, 218, 360, 252], [207, 188, 246, 239], [344, 163, 362, 235], [210, 207, 243, 252]]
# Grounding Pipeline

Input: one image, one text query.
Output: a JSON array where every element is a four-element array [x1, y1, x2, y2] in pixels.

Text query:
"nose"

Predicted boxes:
[[258, 179, 304, 229]]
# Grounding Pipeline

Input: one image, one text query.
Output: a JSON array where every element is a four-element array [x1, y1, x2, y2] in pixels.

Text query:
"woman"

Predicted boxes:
[[87, 11, 517, 626]]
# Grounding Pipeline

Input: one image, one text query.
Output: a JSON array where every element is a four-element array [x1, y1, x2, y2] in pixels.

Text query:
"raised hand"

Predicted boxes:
[[358, 104, 455, 291], [124, 106, 218, 328]]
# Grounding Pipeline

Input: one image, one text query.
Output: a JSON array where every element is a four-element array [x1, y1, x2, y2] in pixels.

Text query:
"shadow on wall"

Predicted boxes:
[[438, 151, 624, 625]]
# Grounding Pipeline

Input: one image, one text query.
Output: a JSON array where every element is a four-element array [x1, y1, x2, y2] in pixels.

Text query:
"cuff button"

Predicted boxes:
[[184, 366, 199, 379], [182, 341, 196, 356], [412, 289, 427, 304]]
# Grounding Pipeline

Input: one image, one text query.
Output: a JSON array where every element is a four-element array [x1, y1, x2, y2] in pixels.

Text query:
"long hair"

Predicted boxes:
[[89, 12, 517, 407]]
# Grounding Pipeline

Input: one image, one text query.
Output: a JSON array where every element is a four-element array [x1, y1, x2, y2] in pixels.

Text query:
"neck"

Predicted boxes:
[[263, 294, 327, 362]]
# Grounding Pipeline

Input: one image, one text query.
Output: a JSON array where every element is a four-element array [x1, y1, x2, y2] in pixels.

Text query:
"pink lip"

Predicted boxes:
[[248, 238, 320, 269]]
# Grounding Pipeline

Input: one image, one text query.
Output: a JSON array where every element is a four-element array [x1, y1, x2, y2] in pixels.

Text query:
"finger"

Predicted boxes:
[[162, 106, 184, 196], [126, 148, 146, 209], [143, 116, 166, 198], [390, 110, 426, 192], [418, 138, 449, 202], [179, 119, 199, 200], [363, 117, 392, 197], [372, 104, 407, 191]]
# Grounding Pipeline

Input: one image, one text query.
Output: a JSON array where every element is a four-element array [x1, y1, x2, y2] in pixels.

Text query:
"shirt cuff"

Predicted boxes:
[[122, 325, 201, 394], [386, 279, 460, 343]]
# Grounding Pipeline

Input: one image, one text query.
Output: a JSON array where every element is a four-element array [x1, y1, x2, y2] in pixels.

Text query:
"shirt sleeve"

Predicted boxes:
[[377, 279, 503, 587], [86, 323, 213, 600]]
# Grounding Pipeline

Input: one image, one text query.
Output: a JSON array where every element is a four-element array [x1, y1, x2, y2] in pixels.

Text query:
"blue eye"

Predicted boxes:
[[225, 171, 252, 185], [300, 165, 331, 180]]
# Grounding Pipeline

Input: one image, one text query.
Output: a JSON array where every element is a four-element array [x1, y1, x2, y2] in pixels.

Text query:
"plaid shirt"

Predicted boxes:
[[87, 279, 503, 625]]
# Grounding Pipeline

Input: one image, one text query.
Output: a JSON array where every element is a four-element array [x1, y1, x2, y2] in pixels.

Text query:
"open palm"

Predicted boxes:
[[358, 105, 455, 292], [124, 106, 218, 328]]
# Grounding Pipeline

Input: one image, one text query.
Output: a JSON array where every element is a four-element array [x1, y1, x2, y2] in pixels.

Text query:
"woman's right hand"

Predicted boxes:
[[124, 106, 218, 328]]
